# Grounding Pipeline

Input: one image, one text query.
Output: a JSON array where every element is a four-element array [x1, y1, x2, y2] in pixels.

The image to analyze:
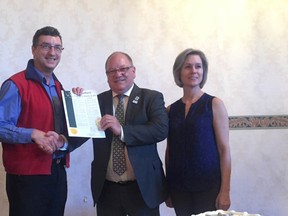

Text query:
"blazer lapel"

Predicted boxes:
[[126, 85, 141, 123]]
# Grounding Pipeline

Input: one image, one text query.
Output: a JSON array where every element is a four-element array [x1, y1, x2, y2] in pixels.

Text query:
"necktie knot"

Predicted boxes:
[[117, 94, 124, 101]]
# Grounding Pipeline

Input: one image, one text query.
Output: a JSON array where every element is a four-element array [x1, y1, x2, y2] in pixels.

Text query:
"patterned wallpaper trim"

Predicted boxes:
[[229, 115, 288, 129]]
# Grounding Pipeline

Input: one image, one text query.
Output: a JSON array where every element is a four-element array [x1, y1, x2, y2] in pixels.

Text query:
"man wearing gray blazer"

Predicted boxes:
[[81, 51, 168, 216]]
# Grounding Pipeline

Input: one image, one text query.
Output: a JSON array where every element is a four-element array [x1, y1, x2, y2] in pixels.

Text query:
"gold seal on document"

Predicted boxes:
[[95, 118, 102, 130], [70, 128, 78, 134]]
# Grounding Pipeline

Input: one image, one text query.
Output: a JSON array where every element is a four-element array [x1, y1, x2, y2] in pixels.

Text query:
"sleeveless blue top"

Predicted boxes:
[[167, 93, 220, 191]]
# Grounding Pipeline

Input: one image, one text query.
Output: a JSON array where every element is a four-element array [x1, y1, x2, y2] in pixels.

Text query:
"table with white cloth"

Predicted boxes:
[[191, 210, 261, 216]]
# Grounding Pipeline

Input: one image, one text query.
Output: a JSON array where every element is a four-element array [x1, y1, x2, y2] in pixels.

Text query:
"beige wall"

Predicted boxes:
[[1, 0, 288, 215]]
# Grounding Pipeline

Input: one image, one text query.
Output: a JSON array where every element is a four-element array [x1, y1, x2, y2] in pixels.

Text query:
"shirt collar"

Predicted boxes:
[[34, 71, 55, 87], [112, 84, 134, 98], [25, 59, 55, 87]]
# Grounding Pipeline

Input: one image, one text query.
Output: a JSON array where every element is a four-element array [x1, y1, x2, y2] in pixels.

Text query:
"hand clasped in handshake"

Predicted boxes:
[[31, 129, 66, 154]]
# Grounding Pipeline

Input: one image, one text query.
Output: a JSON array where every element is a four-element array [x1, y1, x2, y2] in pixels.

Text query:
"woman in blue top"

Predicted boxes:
[[165, 48, 231, 215]]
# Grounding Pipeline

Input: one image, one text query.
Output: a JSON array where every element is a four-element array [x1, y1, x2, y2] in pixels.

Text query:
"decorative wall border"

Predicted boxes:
[[229, 115, 288, 129]]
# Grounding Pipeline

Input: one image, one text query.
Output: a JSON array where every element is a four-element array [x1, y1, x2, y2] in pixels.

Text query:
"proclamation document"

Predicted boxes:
[[61, 90, 105, 138]]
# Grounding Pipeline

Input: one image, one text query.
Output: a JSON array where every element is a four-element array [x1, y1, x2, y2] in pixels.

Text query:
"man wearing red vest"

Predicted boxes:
[[0, 26, 83, 216]]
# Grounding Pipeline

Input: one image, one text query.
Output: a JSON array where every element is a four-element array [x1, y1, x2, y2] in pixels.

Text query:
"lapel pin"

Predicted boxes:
[[132, 96, 140, 104]]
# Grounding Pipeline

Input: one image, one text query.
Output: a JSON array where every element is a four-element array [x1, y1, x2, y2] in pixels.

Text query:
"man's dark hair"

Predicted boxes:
[[32, 26, 62, 47]]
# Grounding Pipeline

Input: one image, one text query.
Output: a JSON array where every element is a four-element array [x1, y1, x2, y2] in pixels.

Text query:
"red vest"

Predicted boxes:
[[2, 70, 70, 175]]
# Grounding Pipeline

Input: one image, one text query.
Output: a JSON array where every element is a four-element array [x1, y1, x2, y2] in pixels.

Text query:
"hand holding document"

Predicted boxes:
[[61, 90, 105, 138]]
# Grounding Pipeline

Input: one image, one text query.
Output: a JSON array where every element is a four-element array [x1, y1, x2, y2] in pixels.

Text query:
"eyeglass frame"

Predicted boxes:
[[106, 65, 134, 76], [36, 43, 64, 53]]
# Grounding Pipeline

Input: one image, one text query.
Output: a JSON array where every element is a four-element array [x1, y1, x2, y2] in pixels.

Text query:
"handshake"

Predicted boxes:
[[31, 129, 66, 154]]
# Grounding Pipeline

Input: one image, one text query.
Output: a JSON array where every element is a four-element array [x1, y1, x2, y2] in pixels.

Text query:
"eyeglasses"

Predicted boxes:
[[37, 43, 64, 53], [106, 66, 134, 75]]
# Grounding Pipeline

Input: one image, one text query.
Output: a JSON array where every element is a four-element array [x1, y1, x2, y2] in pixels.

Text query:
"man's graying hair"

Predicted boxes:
[[105, 51, 134, 71]]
